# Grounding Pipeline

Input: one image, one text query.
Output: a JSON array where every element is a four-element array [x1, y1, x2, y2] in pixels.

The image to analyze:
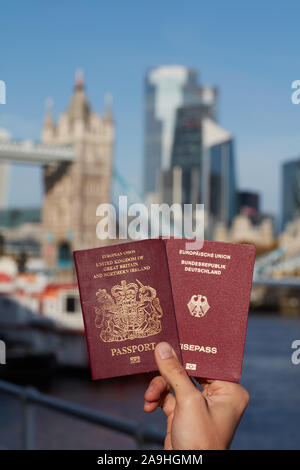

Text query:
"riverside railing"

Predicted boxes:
[[0, 379, 164, 450]]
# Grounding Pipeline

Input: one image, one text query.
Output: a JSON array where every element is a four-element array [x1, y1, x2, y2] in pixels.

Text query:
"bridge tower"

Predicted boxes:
[[42, 72, 114, 280]]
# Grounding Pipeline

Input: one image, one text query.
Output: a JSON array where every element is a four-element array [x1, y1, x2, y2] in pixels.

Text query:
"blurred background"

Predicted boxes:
[[0, 0, 300, 450]]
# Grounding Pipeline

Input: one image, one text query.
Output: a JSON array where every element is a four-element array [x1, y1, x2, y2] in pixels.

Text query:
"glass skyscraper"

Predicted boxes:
[[143, 65, 217, 201], [161, 114, 237, 234], [143, 65, 237, 235], [281, 158, 300, 229], [201, 118, 237, 229], [170, 103, 215, 206]]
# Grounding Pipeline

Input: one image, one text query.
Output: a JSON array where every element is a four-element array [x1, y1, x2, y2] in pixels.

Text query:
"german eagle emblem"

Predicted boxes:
[[187, 294, 210, 318]]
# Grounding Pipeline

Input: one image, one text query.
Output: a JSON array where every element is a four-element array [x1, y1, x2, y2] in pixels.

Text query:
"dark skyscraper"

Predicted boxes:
[[206, 135, 237, 227], [143, 65, 237, 235], [143, 65, 217, 202], [281, 158, 300, 229], [170, 104, 213, 205], [162, 113, 237, 231], [201, 117, 237, 229], [238, 191, 260, 219]]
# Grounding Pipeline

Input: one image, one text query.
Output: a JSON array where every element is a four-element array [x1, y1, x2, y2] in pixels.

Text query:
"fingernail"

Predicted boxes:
[[157, 342, 174, 359], [144, 400, 151, 407]]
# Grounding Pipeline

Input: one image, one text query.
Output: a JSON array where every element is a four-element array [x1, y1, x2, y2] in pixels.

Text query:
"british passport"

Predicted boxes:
[[73, 239, 181, 380], [74, 238, 255, 382]]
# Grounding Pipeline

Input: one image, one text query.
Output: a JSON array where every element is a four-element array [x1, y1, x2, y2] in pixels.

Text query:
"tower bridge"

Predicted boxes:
[[0, 74, 116, 280], [0, 73, 154, 282], [0, 139, 75, 165]]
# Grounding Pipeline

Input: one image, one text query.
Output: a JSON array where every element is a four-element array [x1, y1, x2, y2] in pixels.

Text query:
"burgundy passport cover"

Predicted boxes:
[[73, 239, 181, 380], [164, 239, 256, 382]]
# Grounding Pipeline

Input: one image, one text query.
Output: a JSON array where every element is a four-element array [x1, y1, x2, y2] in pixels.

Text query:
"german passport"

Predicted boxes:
[[74, 238, 255, 382], [164, 238, 255, 382]]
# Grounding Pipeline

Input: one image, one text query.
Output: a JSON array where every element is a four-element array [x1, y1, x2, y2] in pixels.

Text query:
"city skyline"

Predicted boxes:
[[143, 65, 217, 203], [1, 1, 300, 218]]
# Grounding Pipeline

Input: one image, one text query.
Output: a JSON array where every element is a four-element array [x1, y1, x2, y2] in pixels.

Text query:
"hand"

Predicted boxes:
[[144, 342, 249, 450]]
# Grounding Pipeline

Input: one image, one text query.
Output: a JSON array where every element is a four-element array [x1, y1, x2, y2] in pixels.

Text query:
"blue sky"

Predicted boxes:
[[1, 0, 300, 217]]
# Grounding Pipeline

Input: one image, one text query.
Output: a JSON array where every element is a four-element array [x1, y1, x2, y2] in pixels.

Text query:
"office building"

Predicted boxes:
[[143, 65, 217, 201], [237, 190, 260, 220], [161, 113, 237, 233], [160, 103, 210, 206], [144, 65, 237, 235], [281, 158, 300, 230], [202, 118, 237, 229]]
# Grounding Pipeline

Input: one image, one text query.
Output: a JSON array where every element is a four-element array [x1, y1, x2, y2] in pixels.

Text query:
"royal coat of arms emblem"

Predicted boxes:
[[187, 294, 210, 318], [94, 279, 163, 342]]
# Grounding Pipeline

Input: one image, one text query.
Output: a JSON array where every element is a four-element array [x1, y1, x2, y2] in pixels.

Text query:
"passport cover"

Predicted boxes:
[[73, 239, 181, 380], [164, 238, 255, 382]]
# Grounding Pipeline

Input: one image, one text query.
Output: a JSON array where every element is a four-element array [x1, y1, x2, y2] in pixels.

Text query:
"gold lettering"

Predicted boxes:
[[111, 342, 157, 356], [180, 343, 217, 354]]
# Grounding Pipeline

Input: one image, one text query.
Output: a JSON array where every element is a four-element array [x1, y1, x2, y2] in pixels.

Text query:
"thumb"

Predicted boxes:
[[154, 342, 195, 403]]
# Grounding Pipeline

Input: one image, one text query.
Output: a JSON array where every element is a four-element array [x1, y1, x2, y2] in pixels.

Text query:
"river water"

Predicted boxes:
[[0, 314, 300, 450]]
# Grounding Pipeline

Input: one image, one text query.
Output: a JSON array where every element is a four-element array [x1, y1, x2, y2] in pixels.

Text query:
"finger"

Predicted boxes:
[[144, 400, 158, 413], [161, 392, 176, 416], [164, 432, 173, 450], [144, 376, 166, 412], [144, 375, 170, 403], [164, 414, 174, 451], [144, 390, 175, 415], [154, 342, 196, 403]]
